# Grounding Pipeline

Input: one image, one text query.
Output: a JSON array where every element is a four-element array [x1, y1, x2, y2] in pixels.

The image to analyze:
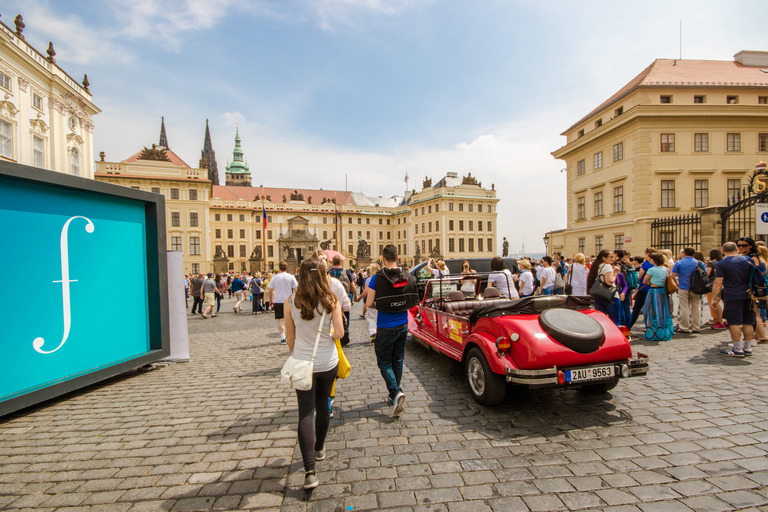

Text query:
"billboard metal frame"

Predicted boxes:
[[0, 160, 170, 417]]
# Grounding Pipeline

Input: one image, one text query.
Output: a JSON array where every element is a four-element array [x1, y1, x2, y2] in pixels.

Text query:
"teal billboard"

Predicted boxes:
[[1, 161, 169, 416]]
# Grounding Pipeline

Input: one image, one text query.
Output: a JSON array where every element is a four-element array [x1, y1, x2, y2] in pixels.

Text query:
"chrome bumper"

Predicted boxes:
[[506, 354, 649, 386]]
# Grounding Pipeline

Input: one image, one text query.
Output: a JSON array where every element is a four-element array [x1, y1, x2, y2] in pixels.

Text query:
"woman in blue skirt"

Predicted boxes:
[[642, 252, 674, 341]]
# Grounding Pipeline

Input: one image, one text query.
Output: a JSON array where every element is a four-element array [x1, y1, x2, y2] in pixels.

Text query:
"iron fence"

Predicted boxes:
[[650, 213, 701, 255]]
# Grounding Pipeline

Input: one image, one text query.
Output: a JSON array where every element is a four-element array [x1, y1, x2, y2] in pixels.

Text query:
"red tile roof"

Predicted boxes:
[[562, 58, 768, 134], [125, 149, 191, 168], [213, 186, 354, 206]]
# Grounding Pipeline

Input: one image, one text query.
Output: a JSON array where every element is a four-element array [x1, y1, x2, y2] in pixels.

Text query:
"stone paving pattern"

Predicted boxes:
[[1, 296, 767, 511]]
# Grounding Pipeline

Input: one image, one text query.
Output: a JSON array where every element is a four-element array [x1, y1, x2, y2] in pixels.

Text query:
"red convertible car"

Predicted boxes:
[[408, 275, 648, 405]]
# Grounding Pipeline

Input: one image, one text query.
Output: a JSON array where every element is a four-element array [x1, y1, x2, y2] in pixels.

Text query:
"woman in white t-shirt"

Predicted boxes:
[[427, 258, 450, 278], [488, 256, 520, 299], [285, 255, 344, 490], [569, 253, 588, 296], [517, 259, 535, 297]]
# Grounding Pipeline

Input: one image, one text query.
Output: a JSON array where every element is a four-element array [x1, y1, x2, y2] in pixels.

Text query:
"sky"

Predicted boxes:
[[5, 0, 768, 253]]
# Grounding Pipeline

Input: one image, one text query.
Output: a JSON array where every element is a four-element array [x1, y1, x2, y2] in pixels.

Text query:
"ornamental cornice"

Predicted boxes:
[[29, 118, 48, 134], [66, 132, 84, 145], [0, 99, 18, 117], [17, 76, 28, 92]]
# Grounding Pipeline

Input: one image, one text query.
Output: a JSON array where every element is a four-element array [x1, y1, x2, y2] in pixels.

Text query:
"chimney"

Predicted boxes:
[[734, 50, 768, 67]]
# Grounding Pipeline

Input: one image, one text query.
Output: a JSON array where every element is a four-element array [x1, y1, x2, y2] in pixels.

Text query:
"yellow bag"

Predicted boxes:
[[336, 339, 351, 379]]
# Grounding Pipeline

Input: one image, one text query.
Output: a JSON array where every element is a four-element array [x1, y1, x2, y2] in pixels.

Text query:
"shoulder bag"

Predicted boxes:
[[665, 272, 679, 294], [336, 339, 351, 379], [280, 309, 326, 390], [564, 267, 573, 295], [589, 264, 618, 302]]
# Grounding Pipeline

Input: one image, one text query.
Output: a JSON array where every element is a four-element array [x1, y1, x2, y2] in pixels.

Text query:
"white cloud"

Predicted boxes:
[[307, 0, 428, 31]]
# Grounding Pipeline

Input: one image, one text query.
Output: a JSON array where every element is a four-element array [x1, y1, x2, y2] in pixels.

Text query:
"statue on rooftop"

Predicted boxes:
[[14, 15, 24, 39]]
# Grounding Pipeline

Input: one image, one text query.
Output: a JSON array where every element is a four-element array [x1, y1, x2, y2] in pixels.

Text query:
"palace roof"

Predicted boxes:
[[213, 185, 355, 206], [562, 56, 768, 135], [125, 148, 191, 168]]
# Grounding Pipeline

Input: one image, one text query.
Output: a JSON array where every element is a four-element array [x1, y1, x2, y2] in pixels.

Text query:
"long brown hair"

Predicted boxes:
[[293, 255, 337, 321], [587, 249, 612, 290]]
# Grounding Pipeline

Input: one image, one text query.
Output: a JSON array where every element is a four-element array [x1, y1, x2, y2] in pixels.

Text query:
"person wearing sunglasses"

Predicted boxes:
[[737, 237, 768, 343]]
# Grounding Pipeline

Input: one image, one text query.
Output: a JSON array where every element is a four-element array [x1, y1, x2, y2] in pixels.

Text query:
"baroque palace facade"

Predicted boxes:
[[547, 50, 768, 257], [95, 121, 499, 274], [0, 14, 99, 177]]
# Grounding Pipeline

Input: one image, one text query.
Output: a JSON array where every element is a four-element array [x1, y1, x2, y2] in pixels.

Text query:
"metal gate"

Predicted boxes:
[[651, 214, 701, 254], [721, 168, 768, 244]]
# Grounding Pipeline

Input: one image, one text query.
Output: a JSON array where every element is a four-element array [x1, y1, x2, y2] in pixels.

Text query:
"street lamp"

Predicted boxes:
[[543, 235, 549, 254]]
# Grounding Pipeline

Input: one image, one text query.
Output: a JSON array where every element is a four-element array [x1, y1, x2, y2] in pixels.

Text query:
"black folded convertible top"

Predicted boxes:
[[469, 295, 595, 324]]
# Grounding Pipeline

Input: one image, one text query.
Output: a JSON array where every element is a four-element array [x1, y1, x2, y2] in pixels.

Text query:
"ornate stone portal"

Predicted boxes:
[[277, 216, 320, 272]]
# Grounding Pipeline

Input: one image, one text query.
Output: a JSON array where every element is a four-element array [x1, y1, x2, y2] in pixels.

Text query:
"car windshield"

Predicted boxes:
[[425, 276, 479, 299]]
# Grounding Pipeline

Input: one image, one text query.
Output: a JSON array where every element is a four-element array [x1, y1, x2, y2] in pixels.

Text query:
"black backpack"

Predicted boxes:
[[689, 262, 711, 295], [374, 267, 419, 313]]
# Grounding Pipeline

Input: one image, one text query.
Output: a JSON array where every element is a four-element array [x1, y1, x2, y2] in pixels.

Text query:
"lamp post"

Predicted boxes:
[[543, 235, 549, 255]]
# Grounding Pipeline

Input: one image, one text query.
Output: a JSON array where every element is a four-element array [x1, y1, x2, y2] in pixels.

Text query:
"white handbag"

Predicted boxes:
[[280, 310, 326, 390]]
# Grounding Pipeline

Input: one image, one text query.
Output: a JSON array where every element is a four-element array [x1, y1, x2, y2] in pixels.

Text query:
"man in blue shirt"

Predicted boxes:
[[672, 247, 706, 333], [630, 248, 656, 328], [713, 242, 755, 357], [365, 245, 417, 416]]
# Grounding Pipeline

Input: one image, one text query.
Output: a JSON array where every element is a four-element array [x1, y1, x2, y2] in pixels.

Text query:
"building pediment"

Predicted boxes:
[[66, 132, 85, 145], [30, 118, 48, 135], [0, 100, 18, 118]]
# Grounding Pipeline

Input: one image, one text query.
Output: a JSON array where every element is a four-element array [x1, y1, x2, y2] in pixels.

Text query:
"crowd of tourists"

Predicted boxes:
[[507, 238, 767, 356]]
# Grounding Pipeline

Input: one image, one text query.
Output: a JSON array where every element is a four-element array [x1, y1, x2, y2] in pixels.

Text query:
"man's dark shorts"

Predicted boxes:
[[274, 303, 285, 320], [723, 299, 756, 327]]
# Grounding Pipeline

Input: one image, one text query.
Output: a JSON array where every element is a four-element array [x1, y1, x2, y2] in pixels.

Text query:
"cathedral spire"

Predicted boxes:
[[224, 124, 251, 187], [159, 116, 169, 150], [200, 119, 220, 185]]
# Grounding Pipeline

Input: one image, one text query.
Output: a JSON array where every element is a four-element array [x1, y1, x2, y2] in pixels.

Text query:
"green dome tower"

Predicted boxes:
[[224, 125, 251, 187]]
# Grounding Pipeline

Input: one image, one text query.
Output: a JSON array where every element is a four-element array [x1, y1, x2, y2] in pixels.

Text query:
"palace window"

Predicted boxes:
[[578, 129, 584, 138], [449, 203, 454, 211], [459, 220, 464, 231], [487, 238, 492, 252], [449, 220, 454, 230], [478, 238, 483, 252], [595, 118, 602, 128], [240, 245, 246, 257], [694, 133, 709, 152], [477, 221, 481, 231], [428, 240, 432, 252], [151, 187, 160, 194], [422, 240, 426, 253], [727, 95, 738, 104], [239, 229, 245, 238], [660, 95, 672, 104], [358, 218, 361, 224], [694, 95, 706, 104], [661, 180, 675, 208], [32, 93, 43, 110], [459, 203, 464, 212], [577, 159, 585, 176], [227, 245, 234, 257], [421, 207, 425, 215], [387, 232, 391, 239], [190, 237, 201, 255], [227, 229, 233, 239], [0, 72, 10, 91], [595, 236, 603, 254], [594, 152, 602, 169], [256, 230, 261, 239], [415, 224, 418, 234], [189, 189, 198, 200], [727, 133, 741, 152], [268, 230, 273, 239], [428, 222, 432, 233], [171, 236, 182, 252], [172, 212, 180, 227], [694, 180, 709, 208], [435, 221, 439, 231], [366, 218, 370, 224], [70, 147, 80, 176], [215, 228, 221, 238], [449, 238, 455, 252], [468, 238, 474, 252], [468, 204, 473, 212], [759, 96, 768, 104], [613, 142, 623, 162], [171, 188, 179, 199], [487, 221, 492, 231], [459, 238, 465, 252], [578, 238, 585, 254], [614, 234, 624, 250], [613, 186, 623, 213], [468, 220, 473, 231], [760, 133, 768, 152], [190, 212, 199, 227], [428, 205, 432, 214], [594, 192, 603, 216], [33, 136, 44, 168], [268, 246, 274, 257], [660, 133, 675, 152], [348, 230, 352, 239], [615, 106, 624, 116], [434, 205, 439, 213], [366, 230, 370, 239], [240, 214, 245, 221], [227, 214, 233, 221], [727, 179, 741, 202], [487, 205, 492, 213], [192, 263, 199, 274]]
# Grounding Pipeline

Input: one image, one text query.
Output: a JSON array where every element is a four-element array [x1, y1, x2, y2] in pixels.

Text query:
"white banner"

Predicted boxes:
[[164, 251, 190, 362], [757, 204, 768, 236]]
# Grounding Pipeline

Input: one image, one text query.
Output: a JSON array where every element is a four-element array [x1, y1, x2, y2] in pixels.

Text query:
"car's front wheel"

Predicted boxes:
[[465, 347, 506, 406], [579, 379, 619, 393]]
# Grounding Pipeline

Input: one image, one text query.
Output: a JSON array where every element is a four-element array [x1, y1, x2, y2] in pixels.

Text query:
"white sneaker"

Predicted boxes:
[[393, 392, 405, 415]]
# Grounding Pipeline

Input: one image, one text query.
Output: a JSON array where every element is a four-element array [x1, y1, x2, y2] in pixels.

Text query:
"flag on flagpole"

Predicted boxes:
[[262, 204, 267, 230], [405, 172, 409, 184]]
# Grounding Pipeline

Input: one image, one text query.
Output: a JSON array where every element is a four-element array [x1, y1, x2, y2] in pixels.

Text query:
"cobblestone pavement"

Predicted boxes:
[[1, 295, 768, 512]]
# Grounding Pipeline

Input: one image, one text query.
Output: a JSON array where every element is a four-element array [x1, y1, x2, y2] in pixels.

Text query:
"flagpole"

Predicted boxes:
[[334, 190, 339, 252], [261, 184, 266, 273]]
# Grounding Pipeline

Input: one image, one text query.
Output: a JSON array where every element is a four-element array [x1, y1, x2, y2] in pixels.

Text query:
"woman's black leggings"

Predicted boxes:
[[296, 365, 338, 472]]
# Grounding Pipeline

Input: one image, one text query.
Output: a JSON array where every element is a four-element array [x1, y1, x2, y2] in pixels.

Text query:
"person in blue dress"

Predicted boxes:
[[642, 253, 674, 340]]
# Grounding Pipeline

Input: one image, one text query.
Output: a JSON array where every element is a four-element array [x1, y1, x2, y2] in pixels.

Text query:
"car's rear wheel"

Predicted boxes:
[[465, 347, 505, 406], [579, 379, 619, 393]]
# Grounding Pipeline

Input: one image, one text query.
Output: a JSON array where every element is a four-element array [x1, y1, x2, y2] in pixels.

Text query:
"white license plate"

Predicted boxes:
[[566, 365, 615, 383]]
